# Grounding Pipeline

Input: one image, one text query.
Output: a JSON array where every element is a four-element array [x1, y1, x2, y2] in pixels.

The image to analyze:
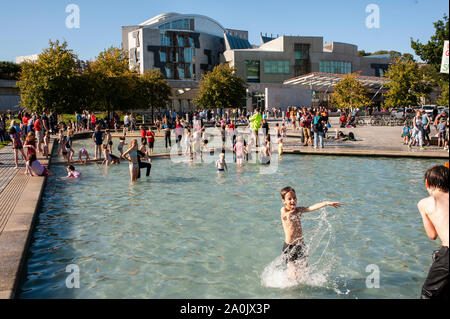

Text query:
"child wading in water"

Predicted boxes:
[[92, 125, 104, 160], [66, 165, 82, 178], [102, 144, 120, 166], [117, 136, 127, 157], [216, 152, 228, 172], [280, 186, 340, 280], [417, 165, 449, 299]]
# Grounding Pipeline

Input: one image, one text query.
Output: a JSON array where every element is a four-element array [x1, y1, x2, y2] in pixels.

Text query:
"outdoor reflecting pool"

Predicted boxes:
[[18, 143, 443, 298]]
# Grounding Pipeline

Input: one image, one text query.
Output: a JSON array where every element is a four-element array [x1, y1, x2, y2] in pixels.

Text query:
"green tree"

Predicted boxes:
[[411, 15, 449, 74], [437, 83, 449, 107], [194, 64, 247, 109], [383, 57, 432, 107], [411, 14, 449, 105], [331, 73, 371, 109], [87, 46, 139, 115], [89, 46, 130, 76], [136, 69, 171, 122], [0, 61, 21, 80], [17, 40, 79, 113]]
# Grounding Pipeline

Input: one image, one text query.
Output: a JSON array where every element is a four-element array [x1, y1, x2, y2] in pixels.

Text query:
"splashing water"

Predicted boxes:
[[261, 208, 339, 290]]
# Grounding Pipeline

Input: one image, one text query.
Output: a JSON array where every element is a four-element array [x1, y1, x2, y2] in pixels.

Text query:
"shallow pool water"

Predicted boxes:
[[18, 136, 444, 299]]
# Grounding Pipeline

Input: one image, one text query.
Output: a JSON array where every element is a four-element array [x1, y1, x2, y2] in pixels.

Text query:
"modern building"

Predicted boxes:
[[122, 13, 240, 81], [0, 80, 20, 112], [15, 54, 39, 64], [224, 36, 392, 84], [122, 13, 393, 111]]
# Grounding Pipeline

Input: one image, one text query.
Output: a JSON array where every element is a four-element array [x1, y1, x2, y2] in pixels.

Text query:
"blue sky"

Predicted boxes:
[[0, 0, 448, 62]]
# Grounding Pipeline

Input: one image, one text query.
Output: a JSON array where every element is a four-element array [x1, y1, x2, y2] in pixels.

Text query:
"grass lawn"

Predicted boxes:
[[0, 141, 10, 149]]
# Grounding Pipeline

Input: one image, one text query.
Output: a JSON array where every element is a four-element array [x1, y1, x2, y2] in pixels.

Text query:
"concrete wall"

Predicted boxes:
[[265, 87, 311, 110]]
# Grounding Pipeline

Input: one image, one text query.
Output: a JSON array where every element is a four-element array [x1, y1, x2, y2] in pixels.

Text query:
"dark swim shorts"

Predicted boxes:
[[421, 246, 449, 299], [282, 242, 307, 263]]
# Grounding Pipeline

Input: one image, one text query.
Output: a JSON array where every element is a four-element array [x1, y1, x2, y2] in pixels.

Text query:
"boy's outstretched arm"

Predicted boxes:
[[303, 201, 341, 213]]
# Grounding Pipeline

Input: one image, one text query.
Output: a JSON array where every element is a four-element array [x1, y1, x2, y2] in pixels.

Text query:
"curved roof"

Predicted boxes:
[[140, 12, 226, 37]]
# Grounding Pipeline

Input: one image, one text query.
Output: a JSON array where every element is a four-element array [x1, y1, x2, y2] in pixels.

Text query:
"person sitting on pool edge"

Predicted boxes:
[[280, 186, 340, 281], [417, 165, 449, 299]]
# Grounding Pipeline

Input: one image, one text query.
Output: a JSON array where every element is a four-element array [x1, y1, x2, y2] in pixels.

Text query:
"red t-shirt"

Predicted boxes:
[[34, 119, 41, 131], [91, 115, 96, 124], [146, 131, 155, 143], [141, 128, 147, 138], [22, 116, 30, 125]]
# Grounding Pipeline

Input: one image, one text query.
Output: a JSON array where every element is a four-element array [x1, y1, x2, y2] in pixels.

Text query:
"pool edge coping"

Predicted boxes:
[[0, 139, 56, 299]]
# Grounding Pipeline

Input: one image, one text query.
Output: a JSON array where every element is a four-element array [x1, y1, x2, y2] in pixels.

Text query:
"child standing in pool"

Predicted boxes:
[[146, 127, 155, 155], [279, 186, 340, 280], [216, 152, 228, 172], [92, 125, 104, 160], [105, 129, 113, 152], [117, 136, 127, 157], [234, 136, 245, 166]]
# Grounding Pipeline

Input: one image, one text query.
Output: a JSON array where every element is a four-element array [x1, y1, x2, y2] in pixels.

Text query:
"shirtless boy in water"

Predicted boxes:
[[280, 187, 341, 280], [417, 165, 449, 299]]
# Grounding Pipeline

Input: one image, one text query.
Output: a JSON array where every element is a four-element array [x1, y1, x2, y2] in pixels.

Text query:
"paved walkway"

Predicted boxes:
[[0, 141, 53, 299], [0, 144, 24, 194]]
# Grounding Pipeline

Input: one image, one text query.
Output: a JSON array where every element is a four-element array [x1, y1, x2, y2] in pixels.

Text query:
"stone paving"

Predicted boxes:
[[0, 141, 53, 299]]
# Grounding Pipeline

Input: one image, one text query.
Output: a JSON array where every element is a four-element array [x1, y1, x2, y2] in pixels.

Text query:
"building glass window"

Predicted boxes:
[[183, 19, 190, 30], [294, 43, 310, 76], [184, 48, 194, 63], [246, 60, 260, 83], [178, 66, 185, 79], [165, 66, 172, 79], [177, 36, 184, 47], [188, 37, 195, 48], [294, 44, 310, 59], [159, 51, 166, 62], [319, 61, 352, 74], [264, 61, 290, 74], [158, 23, 171, 30], [160, 33, 171, 46], [189, 64, 194, 78]]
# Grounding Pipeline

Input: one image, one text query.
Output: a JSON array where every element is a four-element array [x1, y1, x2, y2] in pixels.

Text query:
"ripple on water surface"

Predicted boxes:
[[18, 147, 443, 298]]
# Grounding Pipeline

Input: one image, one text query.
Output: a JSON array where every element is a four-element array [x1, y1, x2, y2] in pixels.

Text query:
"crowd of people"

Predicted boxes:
[[401, 108, 449, 151]]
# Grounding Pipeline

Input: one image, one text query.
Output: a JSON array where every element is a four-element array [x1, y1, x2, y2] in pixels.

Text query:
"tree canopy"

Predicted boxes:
[[16, 41, 172, 115], [411, 14, 449, 106], [0, 61, 21, 80], [383, 57, 432, 107], [331, 73, 371, 109], [17, 40, 79, 113], [194, 64, 247, 109]]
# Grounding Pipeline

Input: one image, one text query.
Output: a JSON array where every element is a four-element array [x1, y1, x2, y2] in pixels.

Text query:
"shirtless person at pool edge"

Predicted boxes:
[[417, 165, 449, 299]]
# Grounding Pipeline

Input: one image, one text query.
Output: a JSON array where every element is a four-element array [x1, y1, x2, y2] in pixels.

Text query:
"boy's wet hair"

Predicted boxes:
[[280, 186, 296, 199], [68, 165, 75, 171], [424, 165, 449, 193]]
